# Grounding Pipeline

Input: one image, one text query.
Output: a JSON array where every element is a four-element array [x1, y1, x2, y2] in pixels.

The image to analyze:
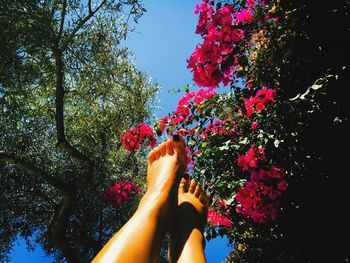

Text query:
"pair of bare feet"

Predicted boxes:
[[148, 135, 209, 262], [92, 135, 209, 263]]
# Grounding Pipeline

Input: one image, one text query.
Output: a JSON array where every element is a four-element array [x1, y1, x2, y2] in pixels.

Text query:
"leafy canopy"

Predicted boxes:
[[0, 0, 158, 262]]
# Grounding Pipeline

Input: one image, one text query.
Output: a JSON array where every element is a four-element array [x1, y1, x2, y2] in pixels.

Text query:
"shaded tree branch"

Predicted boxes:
[[52, 48, 93, 167], [88, 0, 92, 13], [60, 0, 107, 51], [0, 153, 70, 192], [0, 154, 79, 262], [48, 195, 81, 263], [51, 0, 108, 167], [58, 0, 67, 39]]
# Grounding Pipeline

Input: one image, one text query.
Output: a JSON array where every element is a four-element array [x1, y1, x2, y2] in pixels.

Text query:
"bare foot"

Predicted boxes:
[[169, 177, 210, 263], [144, 135, 187, 218], [177, 177, 210, 228]]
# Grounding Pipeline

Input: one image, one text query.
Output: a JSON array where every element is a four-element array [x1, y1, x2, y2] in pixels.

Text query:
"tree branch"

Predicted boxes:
[[0, 153, 71, 192], [49, 195, 81, 263], [88, 0, 92, 13], [52, 48, 93, 167], [60, 0, 107, 51], [1, 154, 80, 261], [52, 0, 106, 168], [58, 0, 67, 39]]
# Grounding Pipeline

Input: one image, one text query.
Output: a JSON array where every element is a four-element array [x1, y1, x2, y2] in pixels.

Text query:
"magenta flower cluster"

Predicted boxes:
[[120, 123, 156, 151], [102, 180, 141, 207], [235, 146, 287, 223], [188, 1, 248, 87]]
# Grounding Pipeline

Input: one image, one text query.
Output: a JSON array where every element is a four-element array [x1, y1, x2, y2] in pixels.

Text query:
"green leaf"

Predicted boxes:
[[239, 137, 249, 145]]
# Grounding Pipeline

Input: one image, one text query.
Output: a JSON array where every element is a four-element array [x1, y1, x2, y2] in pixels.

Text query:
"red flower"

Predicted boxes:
[[234, 9, 254, 24], [247, 0, 256, 8], [188, 1, 246, 87], [101, 180, 141, 207], [277, 180, 287, 191], [235, 143, 287, 223], [244, 88, 277, 117], [207, 209, 232, 227], [237, 146, 266, 171], [158, 116, 170, 133], [204, 119, 226, 137], [251, 121, 259, 129], [269, 165, 285, 179], [235, 181, 281, 223], [120, 123, 156, 151]]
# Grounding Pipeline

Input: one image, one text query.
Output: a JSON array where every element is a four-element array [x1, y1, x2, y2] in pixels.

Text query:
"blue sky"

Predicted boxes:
[[9, 1, 232, 262], [125, 1, 202, 117]]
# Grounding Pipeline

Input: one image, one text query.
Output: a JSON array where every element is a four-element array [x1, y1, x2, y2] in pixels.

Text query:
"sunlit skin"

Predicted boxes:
[[168, 176, 209, 263], [92, 135, 208, 263]]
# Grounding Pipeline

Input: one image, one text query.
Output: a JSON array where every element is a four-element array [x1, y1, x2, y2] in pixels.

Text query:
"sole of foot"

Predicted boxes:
[[144, 135, 187, 218], [178, 177, 210, 229], [168, 177, 210, 263]]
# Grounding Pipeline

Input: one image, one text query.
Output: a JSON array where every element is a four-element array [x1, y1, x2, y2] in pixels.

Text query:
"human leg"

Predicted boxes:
[[92, 135, 186, 263]]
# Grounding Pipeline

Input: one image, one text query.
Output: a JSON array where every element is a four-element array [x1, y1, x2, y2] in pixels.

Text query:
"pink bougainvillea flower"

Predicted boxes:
[[188, 1, 246, 88], [193, 88, 217, 104], [203, 119, 226, 137], [243, 97, 257, 117], [251, 121, 259, 129], [237, 145, 266, 171], [235, 168, 287, 222], [244, 88, 277, 117], [101, 180, 141, 207], [235, 142, 287, 223], [194, 0, 214, 35], [175, 88, 216, 116], [234, 9, 254, 24], [247, 0, 256, 8], [120, 123, 156, 151], [269, 165, 285, 178], [158, 116, 170, 133], [162, 88, 218, 133], [207, 209, 232, 227], [277, 180, 287, 191], [235, 180, 282, 223]]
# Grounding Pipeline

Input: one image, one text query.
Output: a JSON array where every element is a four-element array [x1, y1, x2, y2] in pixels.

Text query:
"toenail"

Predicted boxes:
[[183, 173, 189, 180], [173, 134, 180, 141]]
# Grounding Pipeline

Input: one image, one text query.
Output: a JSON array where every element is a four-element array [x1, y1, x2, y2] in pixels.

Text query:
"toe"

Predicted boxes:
[[172, 135, 185, 155], [159, 141, 167, 156], [199, 191, 206, 203], [165, 140, 174, 155], [204, 195, 210, 208], [189, 179, 197, 193], [148, 151, 155, 163], [179, 177, 189, 193], [154, 148, 161, 160], [194, 184, 202, 198]]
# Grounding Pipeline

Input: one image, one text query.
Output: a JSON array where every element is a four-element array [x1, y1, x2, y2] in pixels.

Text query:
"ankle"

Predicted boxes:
[[137, 191, 175, 223], [169, 227, 206, 263], [177, 204, 206, 230]]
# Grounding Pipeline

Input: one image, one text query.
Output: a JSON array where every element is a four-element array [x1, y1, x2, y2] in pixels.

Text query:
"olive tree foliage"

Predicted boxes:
[[0, 0, 158, 262]]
